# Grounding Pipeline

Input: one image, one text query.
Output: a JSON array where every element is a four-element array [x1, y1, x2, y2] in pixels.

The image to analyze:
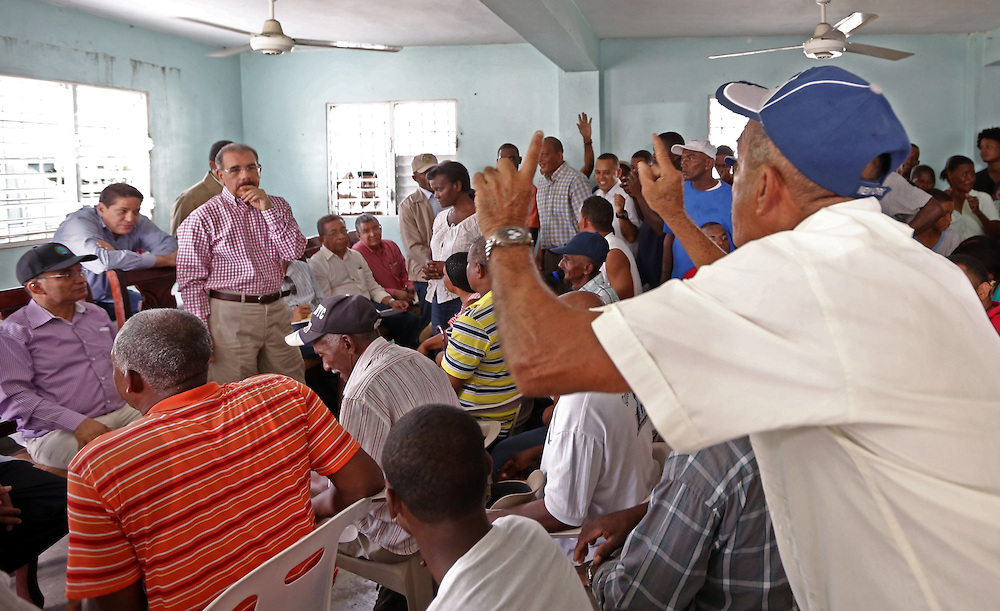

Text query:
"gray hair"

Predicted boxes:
[[468, 236, 488, 271], [355, 213, 380, 232], [214, 142, 259, 168], [111, 310, 212, 394]]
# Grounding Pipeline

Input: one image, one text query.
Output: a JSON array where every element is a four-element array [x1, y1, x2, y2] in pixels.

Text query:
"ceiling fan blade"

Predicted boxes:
[[833, 12, 878, 37], [207, 44, 253, 58], [845, 42, 913, 61], [179, 17, 255, 37], [294, 38, 402, 52], [709, 45, 803, 60]]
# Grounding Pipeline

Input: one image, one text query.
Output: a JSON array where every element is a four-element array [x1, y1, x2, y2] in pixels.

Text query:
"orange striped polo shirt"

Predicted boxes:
[[66, 375, 360, 610]]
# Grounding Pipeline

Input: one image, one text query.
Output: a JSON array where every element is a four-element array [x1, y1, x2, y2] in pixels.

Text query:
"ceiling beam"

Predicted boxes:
[[480, 0, 598, 72]]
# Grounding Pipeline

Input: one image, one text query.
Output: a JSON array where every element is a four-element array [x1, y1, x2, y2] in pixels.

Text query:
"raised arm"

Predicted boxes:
[[474, 132, 628, 397], [641, 135, 727, 269], [578, 113, 595, 178]]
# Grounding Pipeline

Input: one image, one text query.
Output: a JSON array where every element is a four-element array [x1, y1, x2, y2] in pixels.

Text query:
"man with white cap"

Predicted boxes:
[[471, 66, 1000, 609], [660, 138, 733, 281], [399, 153, 440, 330], [286, 294, 458, 611]]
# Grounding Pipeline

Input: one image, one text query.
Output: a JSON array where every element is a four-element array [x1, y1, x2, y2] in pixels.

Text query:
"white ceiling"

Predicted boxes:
[[39, 0, 1000, 51]]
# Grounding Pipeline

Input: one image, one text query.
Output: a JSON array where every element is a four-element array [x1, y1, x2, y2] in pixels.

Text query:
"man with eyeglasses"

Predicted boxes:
[[177, 142, 307, 384], [0, 243, 142, 472]]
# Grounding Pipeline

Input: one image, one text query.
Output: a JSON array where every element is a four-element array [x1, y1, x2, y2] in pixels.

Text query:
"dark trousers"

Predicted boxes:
[[0, 460, 68, 574], [373, 302, 423, 349]]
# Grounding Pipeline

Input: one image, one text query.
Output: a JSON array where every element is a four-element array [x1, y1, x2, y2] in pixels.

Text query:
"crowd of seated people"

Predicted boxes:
[[3, 79, 1000, 611]]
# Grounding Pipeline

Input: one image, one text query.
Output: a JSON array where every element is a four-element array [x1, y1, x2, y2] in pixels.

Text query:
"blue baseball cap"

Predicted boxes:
[[715, 66, 910, 199], [552, 231, 610, 266]]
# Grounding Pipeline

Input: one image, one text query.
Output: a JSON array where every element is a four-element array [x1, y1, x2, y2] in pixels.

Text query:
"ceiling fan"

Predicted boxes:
[[181, 0, 402, 57], [709, 0, 912, 61]]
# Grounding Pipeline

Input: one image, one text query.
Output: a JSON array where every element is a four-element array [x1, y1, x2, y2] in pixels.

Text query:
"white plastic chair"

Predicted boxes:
[[488, 469, 546, 510], [204, 497, 371, 611], [335, 551, 435, 611], [479, 420, 502, 447]]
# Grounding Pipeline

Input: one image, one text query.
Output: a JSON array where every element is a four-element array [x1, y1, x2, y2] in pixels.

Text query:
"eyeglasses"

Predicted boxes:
[[221, 164, 262, 176], [37, 270, 85, 280]]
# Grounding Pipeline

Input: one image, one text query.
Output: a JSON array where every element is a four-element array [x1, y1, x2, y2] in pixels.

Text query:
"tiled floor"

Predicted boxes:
[[6, 534, 378, 610]]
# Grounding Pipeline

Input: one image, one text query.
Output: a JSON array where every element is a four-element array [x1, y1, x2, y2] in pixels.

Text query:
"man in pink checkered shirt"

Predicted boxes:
[[176, 142, 307, 384]]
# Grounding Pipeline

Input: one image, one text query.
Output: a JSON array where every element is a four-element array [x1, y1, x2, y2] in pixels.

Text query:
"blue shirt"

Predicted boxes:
[[663, 181, 733, 279], [53, 206, 177, 302]]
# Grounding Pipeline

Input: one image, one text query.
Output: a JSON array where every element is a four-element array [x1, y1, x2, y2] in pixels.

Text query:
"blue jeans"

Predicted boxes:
[[431, 297, 462, 335]]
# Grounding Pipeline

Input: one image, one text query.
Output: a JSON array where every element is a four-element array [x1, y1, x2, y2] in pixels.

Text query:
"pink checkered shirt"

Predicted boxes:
[[177, 187, 306, 321]]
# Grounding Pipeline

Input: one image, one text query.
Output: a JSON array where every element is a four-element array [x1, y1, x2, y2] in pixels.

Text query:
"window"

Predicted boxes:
[[327, 100, 457, 216], [708, 96, 748, 156], [0, 75, 151, 246]]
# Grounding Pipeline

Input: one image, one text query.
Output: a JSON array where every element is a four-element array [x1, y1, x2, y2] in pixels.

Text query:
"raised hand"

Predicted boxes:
[[474, 131, 543, 238], [637, 133, 685, 224], [577, 113, 593, 142]]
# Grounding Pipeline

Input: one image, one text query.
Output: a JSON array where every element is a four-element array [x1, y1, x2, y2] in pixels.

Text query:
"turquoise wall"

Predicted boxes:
[[599, 34, 975, 180], [3, 0, 1000, 288], [238, 43, 562, 238], [0, 0, 243, 288]]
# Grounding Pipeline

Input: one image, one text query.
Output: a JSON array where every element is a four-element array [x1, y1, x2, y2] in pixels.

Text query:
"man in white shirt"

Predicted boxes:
[[308, 215, 422, 348], [398, 153, 440, 330], [382, 403, 593, 611], [594, 153, 640, 253], [472, 66, 1000, 609], [580, 196, 642, 299]]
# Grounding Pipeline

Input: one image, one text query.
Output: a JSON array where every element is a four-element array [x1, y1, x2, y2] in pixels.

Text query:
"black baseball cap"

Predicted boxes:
[[285, 295, 389, 346], [16, 243, 96, 285]]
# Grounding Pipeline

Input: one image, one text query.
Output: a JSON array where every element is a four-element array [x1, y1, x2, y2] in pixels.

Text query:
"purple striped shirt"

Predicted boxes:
[[0, 300, 122, 438], [176, 187, 306, 321]]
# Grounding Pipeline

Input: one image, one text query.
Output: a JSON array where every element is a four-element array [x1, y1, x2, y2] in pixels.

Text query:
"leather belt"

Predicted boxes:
[[209, 289, 291, 305]]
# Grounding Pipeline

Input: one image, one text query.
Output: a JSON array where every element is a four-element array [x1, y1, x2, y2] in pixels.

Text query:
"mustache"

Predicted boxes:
[[238, 180, 256, 188]]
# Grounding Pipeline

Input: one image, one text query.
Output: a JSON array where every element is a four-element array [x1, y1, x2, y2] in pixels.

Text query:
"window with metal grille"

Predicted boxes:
[[327, 100, 457, 216], [0, 74, 151, 247], [708, 96, 748, 177]]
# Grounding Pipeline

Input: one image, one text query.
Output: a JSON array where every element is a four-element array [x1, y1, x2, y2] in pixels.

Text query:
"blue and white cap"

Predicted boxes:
[[715, 66, 910, 199]]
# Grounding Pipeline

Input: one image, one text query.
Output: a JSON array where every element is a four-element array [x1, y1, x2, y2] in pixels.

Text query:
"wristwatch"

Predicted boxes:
[[485, 226, 533, 260], [616, 212, 629, 219]]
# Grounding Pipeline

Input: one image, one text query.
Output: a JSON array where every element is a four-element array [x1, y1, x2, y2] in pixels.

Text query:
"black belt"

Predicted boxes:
[[209, 289, 291, 305]]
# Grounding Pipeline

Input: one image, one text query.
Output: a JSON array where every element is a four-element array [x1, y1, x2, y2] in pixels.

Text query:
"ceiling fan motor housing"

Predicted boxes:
[[804, 24, 846, 59], [250, 18, 294, 54]]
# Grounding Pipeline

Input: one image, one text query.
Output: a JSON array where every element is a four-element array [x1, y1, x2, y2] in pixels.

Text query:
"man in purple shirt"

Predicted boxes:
[[0, 243, 141, 472]]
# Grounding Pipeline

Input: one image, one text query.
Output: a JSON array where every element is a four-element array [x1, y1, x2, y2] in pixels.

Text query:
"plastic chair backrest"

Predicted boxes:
[[204, 497, 371, 611], [488, 469, 546, 510]]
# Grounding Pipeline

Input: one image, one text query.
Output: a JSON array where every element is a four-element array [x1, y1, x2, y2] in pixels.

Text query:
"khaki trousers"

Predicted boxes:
[[25, 405, 142, 470], [207, 297, 305, 385]]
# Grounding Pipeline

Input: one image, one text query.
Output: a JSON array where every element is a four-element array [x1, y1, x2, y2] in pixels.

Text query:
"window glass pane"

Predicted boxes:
[[327, 100, 457, 217], [708, 96, 748, 155], [75, 85, 152, 205], [0, 76, 77, 244], [0, 75, 150, 246]]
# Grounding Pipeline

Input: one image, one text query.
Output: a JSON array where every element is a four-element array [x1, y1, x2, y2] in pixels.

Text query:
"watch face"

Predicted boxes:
[[502, 227, 527, 240]]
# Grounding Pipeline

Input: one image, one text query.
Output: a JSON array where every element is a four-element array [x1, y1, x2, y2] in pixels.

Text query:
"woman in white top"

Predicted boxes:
[[943, 155, 1000, 241], [425, 161, 481, 332]]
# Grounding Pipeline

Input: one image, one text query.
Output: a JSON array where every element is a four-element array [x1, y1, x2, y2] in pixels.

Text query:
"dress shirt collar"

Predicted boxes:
[[219, 186, 257, 209], [544, 161, 569, 183], [419, 186, 435, 201], [354, 336, 390, 377], [316, 244, 353, 261], [23, 300, 86, 329]]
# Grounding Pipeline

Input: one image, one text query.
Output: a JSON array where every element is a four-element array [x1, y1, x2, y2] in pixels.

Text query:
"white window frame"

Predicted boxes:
[[0, 74, 152, 247], [708, 96, 749, 174], [326, 100, 457, 216]]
